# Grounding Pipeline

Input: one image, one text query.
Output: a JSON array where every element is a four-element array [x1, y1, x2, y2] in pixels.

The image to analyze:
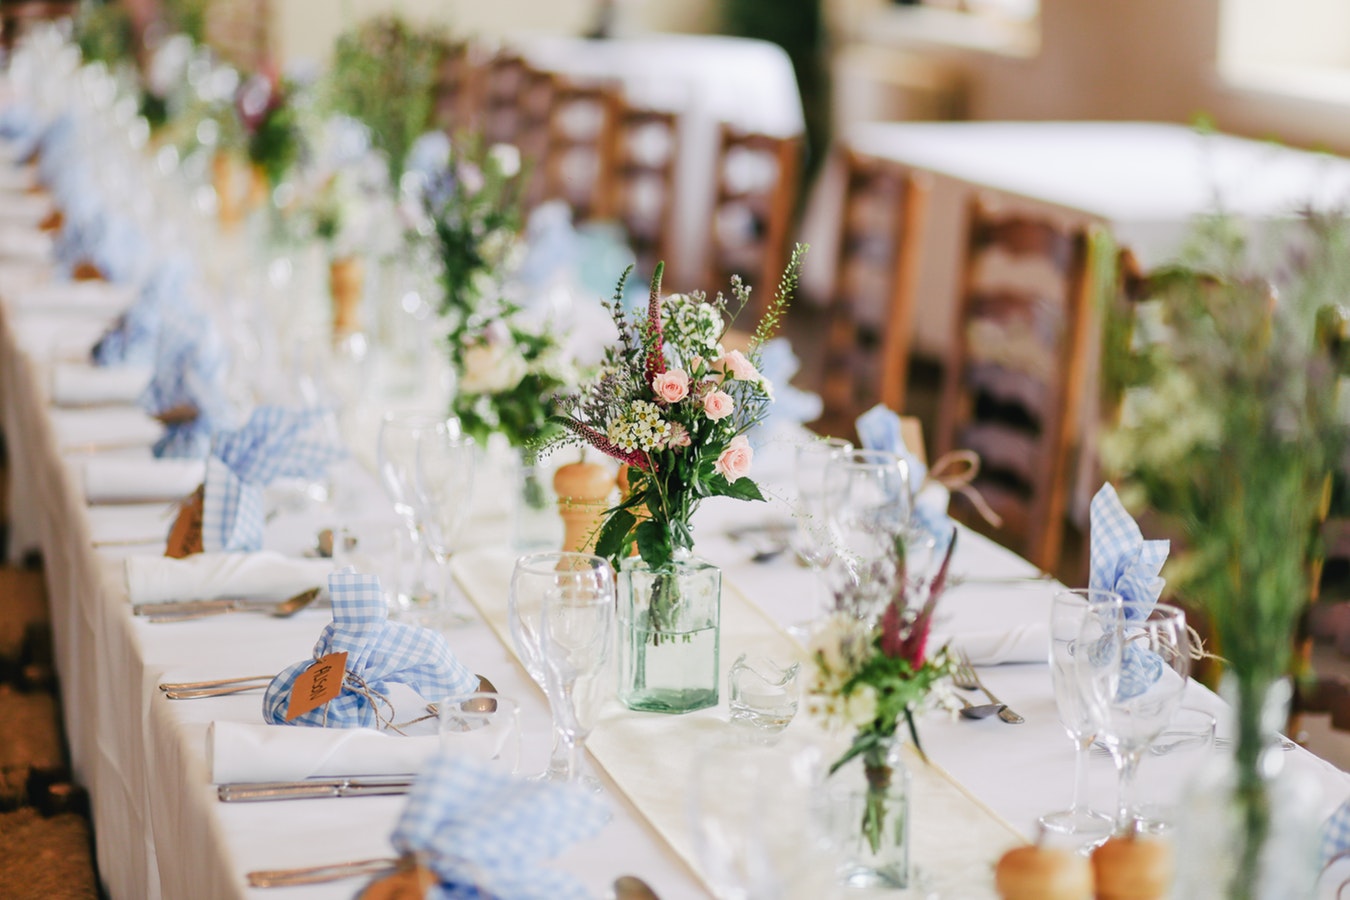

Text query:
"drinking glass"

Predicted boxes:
[[789, 437, 852, 636], [413, 424, 476, 627], [375, 411, 443, 612], [509, 551, 615, 783], [437, 692, 521, 774], [1075, 600, 1191, 832], [1038, 589, 1121, 842], [822, 449, 913, 622], [538, 564, 615, 788]]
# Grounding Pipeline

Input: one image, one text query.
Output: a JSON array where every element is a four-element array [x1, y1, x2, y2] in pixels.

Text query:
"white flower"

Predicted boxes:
[[843, 684, 879, 729], [605, 400, 672, 453], [488, 143, 522, 178], [460, 341, 528, 394]]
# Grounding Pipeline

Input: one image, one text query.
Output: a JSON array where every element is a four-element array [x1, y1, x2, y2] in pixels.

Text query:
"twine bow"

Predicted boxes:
[[924, 450, 1003, 528]]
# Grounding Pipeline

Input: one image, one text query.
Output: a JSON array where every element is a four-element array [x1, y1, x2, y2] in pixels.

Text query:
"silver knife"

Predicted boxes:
[[218, 777, 415, 802], [134, 597, 253, 617]]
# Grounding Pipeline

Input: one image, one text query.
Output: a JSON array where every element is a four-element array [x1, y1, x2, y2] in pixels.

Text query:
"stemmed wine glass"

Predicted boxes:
[[788, 436, 852, 636], [1038, 589, 1121, 842], [538, 567, 614, 788], [1075, 600, 1191, 832], [822, 449, 913, 622], [375, 411, 443, 613], [508, 551, 615, 783], [412, 423, 476, 627]]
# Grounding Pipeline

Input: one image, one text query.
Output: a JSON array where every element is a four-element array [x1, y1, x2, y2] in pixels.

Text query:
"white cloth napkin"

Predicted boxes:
[[82, 457, 204, 504], [125, 552, 333, 605], [0, 258, 50, 297], [6, 281, 134, 316], [0, 224, 51, 261], [941, 623, 1049, 666], [51, 362, 152, 407], [208, 721, 439, 783], [49, 406, 162, 451], [0, 193, 53, 226]]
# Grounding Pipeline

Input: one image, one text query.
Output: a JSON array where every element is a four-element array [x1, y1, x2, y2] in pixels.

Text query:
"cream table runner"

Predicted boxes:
[[452, 547, 1022, 898]]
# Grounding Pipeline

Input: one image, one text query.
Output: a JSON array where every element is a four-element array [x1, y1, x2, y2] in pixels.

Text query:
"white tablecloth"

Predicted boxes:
[[517, 34, 805, 291]]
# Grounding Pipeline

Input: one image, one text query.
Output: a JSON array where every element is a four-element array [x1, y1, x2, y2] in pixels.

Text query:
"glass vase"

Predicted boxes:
[[1172, 676, 1320, 900], [512, 450, 561, 552], [821, 736, 911, 889], [617, 553, 721, 713]]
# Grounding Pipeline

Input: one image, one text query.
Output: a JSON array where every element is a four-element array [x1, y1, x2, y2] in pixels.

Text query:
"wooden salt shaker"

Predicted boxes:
[[1091, 832, 1174, 900], [995, 843, 1093, 900], [554, 461, 614, 554]]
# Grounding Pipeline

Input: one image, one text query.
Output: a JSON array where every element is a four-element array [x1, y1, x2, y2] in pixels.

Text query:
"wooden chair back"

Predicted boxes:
[[605, 100, 679, 281], [705, 125, 801, 312], [477, 52, 531, 147], [541, 77, 621, 222], [515, 65, 558, 211], [820, 148, 929, 433], [935, 201, 1094, 573]]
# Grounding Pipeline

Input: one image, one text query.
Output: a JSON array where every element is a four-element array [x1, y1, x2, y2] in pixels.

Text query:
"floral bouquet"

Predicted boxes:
[[806, 533, 957, 856], [550, 243, 807, 572], [235, 70, 306, 191]]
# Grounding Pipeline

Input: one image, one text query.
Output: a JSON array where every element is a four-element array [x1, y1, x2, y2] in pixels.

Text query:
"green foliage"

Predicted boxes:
[[325, 16, 451, 184], [75, 2, 136, 66], [162, 0, 209, 43]]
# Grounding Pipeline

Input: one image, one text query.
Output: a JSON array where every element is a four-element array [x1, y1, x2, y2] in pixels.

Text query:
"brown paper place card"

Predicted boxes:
[[359, 857, 436, 900], [285, 651, 348, 721], [165, 485, 205, 559]]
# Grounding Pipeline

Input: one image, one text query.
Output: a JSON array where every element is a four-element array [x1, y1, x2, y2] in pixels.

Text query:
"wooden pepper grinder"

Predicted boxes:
[[1091, 832, 1174, 900], [554, 459, 614, 554], [995, 841, 1093, 900], [329, 256, 365, 340]]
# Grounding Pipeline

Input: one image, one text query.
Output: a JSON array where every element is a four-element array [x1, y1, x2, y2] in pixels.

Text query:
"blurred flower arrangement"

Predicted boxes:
[[806, 535, 957, 854], [324, 15, 452, 185], [550, 243, 807, 572], [1099, 213, 1350, 898], [235, 70, 306, 191]]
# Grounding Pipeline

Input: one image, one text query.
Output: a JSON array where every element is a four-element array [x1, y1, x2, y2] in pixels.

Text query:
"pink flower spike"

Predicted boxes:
[[644, 262, 666, 383], [714, 434, 753, 482], [557, 419, 653, 472], [897, 530, 958, 667]]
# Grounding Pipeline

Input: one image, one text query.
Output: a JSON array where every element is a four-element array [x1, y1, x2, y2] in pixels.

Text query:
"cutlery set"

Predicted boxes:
[[952, 649, 1025, 724], [133, 586, 322, 623]]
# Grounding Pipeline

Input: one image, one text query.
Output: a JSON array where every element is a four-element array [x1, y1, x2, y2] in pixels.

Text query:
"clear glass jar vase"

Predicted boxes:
[[617, 552, 721, 713], [821, 736, 911, 890], [1172, 676, 1320, 900]]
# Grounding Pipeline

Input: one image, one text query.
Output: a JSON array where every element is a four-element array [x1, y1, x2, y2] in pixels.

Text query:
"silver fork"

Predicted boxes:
[[951, 650, 1025, 724]]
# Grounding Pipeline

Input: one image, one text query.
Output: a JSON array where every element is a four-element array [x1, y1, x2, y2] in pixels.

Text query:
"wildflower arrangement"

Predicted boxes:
[[416, 139, 525, 320], [1099, 213, 1350, 898], [295, 121, 393, 259], [325, 16, 453, 184], [806, 533, 957, 853], [235, 71, 306, 190], [550, 243, 807, 571]]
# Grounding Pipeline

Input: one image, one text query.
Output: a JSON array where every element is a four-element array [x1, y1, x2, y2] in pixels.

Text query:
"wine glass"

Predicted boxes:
[[375, 411, 443, 612], [437, 692, 522, 774], [1075, 600, 1191, 832], [413, 423, 476, 627], [1038, 589, 1121, 842], [788, 436, 852, 637], [538, 569, 614, 788], [509, 551, 614, 783], [822, 449, 913, 622]]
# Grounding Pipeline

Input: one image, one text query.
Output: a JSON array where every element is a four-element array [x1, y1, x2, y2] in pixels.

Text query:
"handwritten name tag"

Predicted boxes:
[[285, 651, 348, 721], [165, 485, 204, 559]]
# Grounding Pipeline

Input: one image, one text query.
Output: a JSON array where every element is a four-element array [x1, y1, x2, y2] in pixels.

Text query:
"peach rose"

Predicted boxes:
[[718, 349, 762, 383], [652, 369, 690, 404], [715, 434, 754, 482], [702, 390, 735, 421]]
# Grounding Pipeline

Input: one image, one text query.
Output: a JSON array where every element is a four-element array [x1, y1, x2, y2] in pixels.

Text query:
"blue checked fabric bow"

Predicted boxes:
[[139, 309, 232, 459], [856, 403, 953, 555], [1323, 798, 1350, 866], [53, 207, 150, 284], [201, 405, 346, 552], [263, 568, 479, 729], [391, 754, 608, 899], [92, 255, 193, 366], [1090, 483, 1170, 698]]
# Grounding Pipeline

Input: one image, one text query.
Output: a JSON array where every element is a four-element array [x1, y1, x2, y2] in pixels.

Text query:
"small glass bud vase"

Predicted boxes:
[[617, 551, 721, 714], [821, 736, 911, 889]]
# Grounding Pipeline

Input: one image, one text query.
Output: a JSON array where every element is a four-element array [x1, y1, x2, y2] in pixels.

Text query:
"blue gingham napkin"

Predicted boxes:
[[1323, 798, 1350, 865], [262, 568, 479, 729], [1090, 483, 1169, 697], [92, 255, 193, 366], [53, 208, 150, 284], [856, 403, 951, 553], [202, 405, 345, 552], [391, 753, 608, 899], [138, 309, 232, 458]]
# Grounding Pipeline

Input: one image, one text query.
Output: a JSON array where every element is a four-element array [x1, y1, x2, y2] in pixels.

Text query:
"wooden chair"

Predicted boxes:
[[541, 76, 621, 223], [515, 65, 558, 211], [604, 100, 679, 281], [477, 52, 532, 147], [934, 201, 1094, 573], [820, 148, 929, 433], [705, 125, 801, 315], [430, 41, 482, 134]]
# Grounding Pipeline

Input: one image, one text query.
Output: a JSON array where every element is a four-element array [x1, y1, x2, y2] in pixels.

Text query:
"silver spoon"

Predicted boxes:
[[955, 694, 1004, 720], [613, 875, 660, 900], [146, 587, 322, 623]]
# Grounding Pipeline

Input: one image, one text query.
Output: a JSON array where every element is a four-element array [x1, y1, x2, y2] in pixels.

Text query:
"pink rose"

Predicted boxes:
[[702, 390, 735, 421], [715, 434, 754, 482], [717, 349, 761, 383], [652, 370, 690, 404]]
